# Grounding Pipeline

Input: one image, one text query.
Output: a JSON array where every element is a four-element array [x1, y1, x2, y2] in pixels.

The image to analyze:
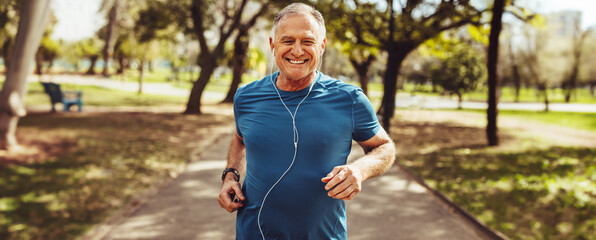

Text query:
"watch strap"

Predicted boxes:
[[222, 168, 240, 182]]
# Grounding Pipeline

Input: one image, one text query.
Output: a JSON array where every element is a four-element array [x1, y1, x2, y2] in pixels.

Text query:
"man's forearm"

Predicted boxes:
[[350, 141, 396, 181], [225, 134, 246, 181]]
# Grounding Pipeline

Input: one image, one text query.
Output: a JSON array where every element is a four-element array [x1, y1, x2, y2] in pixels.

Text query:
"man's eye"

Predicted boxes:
[[283, 41, 293, 44], [304, 41, 315, 45]]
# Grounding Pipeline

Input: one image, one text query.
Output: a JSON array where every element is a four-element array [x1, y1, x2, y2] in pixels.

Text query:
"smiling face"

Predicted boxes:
[[270, 14, 326, 86]]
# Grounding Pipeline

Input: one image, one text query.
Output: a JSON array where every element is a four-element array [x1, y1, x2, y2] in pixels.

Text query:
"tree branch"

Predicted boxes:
[[215, 0, 248, 55], [191, 0, 209, 53]]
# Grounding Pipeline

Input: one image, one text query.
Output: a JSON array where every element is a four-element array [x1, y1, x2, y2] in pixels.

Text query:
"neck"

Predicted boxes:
[[276, 72, 317, 91]]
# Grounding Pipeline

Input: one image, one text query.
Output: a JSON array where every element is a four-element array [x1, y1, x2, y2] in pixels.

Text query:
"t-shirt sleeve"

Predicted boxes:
[[233, 87, 243, 138], [352, 89, 380, 142]]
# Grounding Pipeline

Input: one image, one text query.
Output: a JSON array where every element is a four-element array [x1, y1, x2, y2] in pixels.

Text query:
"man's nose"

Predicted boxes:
[[290, 42, 304, 56]]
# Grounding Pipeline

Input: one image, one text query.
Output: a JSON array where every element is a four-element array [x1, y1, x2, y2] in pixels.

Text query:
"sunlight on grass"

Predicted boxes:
[[452, 109, 596, 132], [398, 134, 595, 239], [0, 112, 233, 239], [23, 81, 187, 107]]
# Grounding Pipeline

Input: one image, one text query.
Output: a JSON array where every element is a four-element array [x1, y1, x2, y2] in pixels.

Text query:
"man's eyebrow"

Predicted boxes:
[[278, 35, 317, 41], [279, 36, 295, 41]]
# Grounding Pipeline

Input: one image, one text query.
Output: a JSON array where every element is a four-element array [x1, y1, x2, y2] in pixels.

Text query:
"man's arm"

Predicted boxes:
[[218, 132, 247, 212], [321, 128, 396, 200]]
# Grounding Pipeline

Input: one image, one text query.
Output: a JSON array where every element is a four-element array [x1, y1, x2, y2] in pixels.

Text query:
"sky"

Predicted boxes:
[[51, 0, 104, 41], [519, 0, 596, 29], [50, 0, 596, 41]]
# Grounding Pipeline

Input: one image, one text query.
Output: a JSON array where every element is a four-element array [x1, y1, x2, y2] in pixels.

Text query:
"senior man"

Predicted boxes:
[[218, 3, 396, 239]]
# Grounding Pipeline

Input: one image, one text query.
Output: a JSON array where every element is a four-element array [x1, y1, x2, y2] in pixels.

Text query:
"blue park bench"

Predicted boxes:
[[40, 82, 83, 112]]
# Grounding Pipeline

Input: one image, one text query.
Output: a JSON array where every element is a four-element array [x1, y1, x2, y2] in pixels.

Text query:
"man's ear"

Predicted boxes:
[[320, 37, 327, 56], [269, 37, 274, 55]]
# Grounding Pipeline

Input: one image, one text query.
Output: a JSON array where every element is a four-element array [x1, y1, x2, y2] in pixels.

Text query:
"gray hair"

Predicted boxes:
[[271, 3, 326, 40]]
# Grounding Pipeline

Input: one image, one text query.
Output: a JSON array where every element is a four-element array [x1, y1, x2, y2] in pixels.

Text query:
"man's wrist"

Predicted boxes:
[[221, 168, 240, 182]]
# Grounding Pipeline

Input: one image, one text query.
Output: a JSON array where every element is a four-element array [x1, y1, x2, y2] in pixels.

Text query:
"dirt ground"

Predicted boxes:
[[0, 104, 235, 165]]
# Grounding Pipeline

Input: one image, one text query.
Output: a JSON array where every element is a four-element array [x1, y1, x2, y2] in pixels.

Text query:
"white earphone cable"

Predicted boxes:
[[257, 72, 317, 240]]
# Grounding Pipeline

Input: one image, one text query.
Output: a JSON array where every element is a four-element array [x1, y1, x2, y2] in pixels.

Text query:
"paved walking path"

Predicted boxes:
[[84, 133, 494, 240]]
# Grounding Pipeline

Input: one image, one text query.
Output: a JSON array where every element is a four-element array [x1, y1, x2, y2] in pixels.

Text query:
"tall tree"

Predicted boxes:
[[221, 2, 269, 103], [486, 0, 505, 146], [185, 0, 248, 114], [100, 0, 120, 77], [318, 0, 383, 96], [378, 0, 483, 132], [562, 19, 590, 103], [79, 38, 102, 75], [428, 36, 486, 109], [0, 0, 52, 150]]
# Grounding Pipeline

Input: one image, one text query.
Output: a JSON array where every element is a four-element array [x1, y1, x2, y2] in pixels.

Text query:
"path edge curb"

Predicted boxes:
[[77, 130, 233, 240], [395, 161, 509, 240]]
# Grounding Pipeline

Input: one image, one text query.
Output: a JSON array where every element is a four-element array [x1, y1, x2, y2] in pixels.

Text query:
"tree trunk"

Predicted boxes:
[[508, 40, 521, 103], [221, 28, 249, 103], [2, 38, 12, 69], [349, 55, 375, 97], [35, 53, 43, 75], [512, 65, 521, 102], [379, 45, 411, 133], [486, 0, 505, 146], [540, 85, 549, 112], [564, 61, 579, 103], [117, 55, 125, 74], [457, 92, 463, 109], [138, 61, 144, 94], [102, 0, 119, 77], [0, 0, 51, 150], [86, 55, 98, 75], [184, 61, 216, 114]]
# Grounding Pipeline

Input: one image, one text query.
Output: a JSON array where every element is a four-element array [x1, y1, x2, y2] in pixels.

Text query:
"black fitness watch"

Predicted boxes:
[[221, 168, 240, 182]]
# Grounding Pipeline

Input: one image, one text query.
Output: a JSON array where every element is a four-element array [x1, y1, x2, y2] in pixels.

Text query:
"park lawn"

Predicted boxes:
[[450, 86, 596, 104], [455, 109, 596, 133], [392, 110, 596, 240], [0, 111, 234, 239], [23, 81, 188, 107]]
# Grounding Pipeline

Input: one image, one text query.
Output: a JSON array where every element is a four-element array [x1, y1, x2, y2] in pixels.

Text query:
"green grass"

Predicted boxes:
[[500, 110, 596, 132], [359, 81, 596, 104], [455, 109, 596, 132], [26, 82, 188, 107], [391, 113, 596, 240], [463, 87, 596, 104], [404, 146, 595, 240], [0, 112, 233, 240], [0, 79, 188, 107]]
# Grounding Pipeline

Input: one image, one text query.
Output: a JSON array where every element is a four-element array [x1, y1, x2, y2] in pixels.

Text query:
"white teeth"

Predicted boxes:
[[289, 59, 306, 64]]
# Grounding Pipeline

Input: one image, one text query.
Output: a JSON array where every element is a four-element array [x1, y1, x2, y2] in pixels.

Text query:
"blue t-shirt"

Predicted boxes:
[[234, 71, 380, 239]]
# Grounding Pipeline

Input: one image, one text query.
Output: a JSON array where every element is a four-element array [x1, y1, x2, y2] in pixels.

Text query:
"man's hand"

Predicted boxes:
[[218, 177, 245, 213], [321, 165, 363, 200]]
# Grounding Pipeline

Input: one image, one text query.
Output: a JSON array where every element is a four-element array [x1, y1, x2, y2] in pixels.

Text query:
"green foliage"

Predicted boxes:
[[427, 36, 486, 97], [135, 1, 190, 43], [37, 36, 60, 62], [75, 38, 102, 58], [466, 25, 489, 46]]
